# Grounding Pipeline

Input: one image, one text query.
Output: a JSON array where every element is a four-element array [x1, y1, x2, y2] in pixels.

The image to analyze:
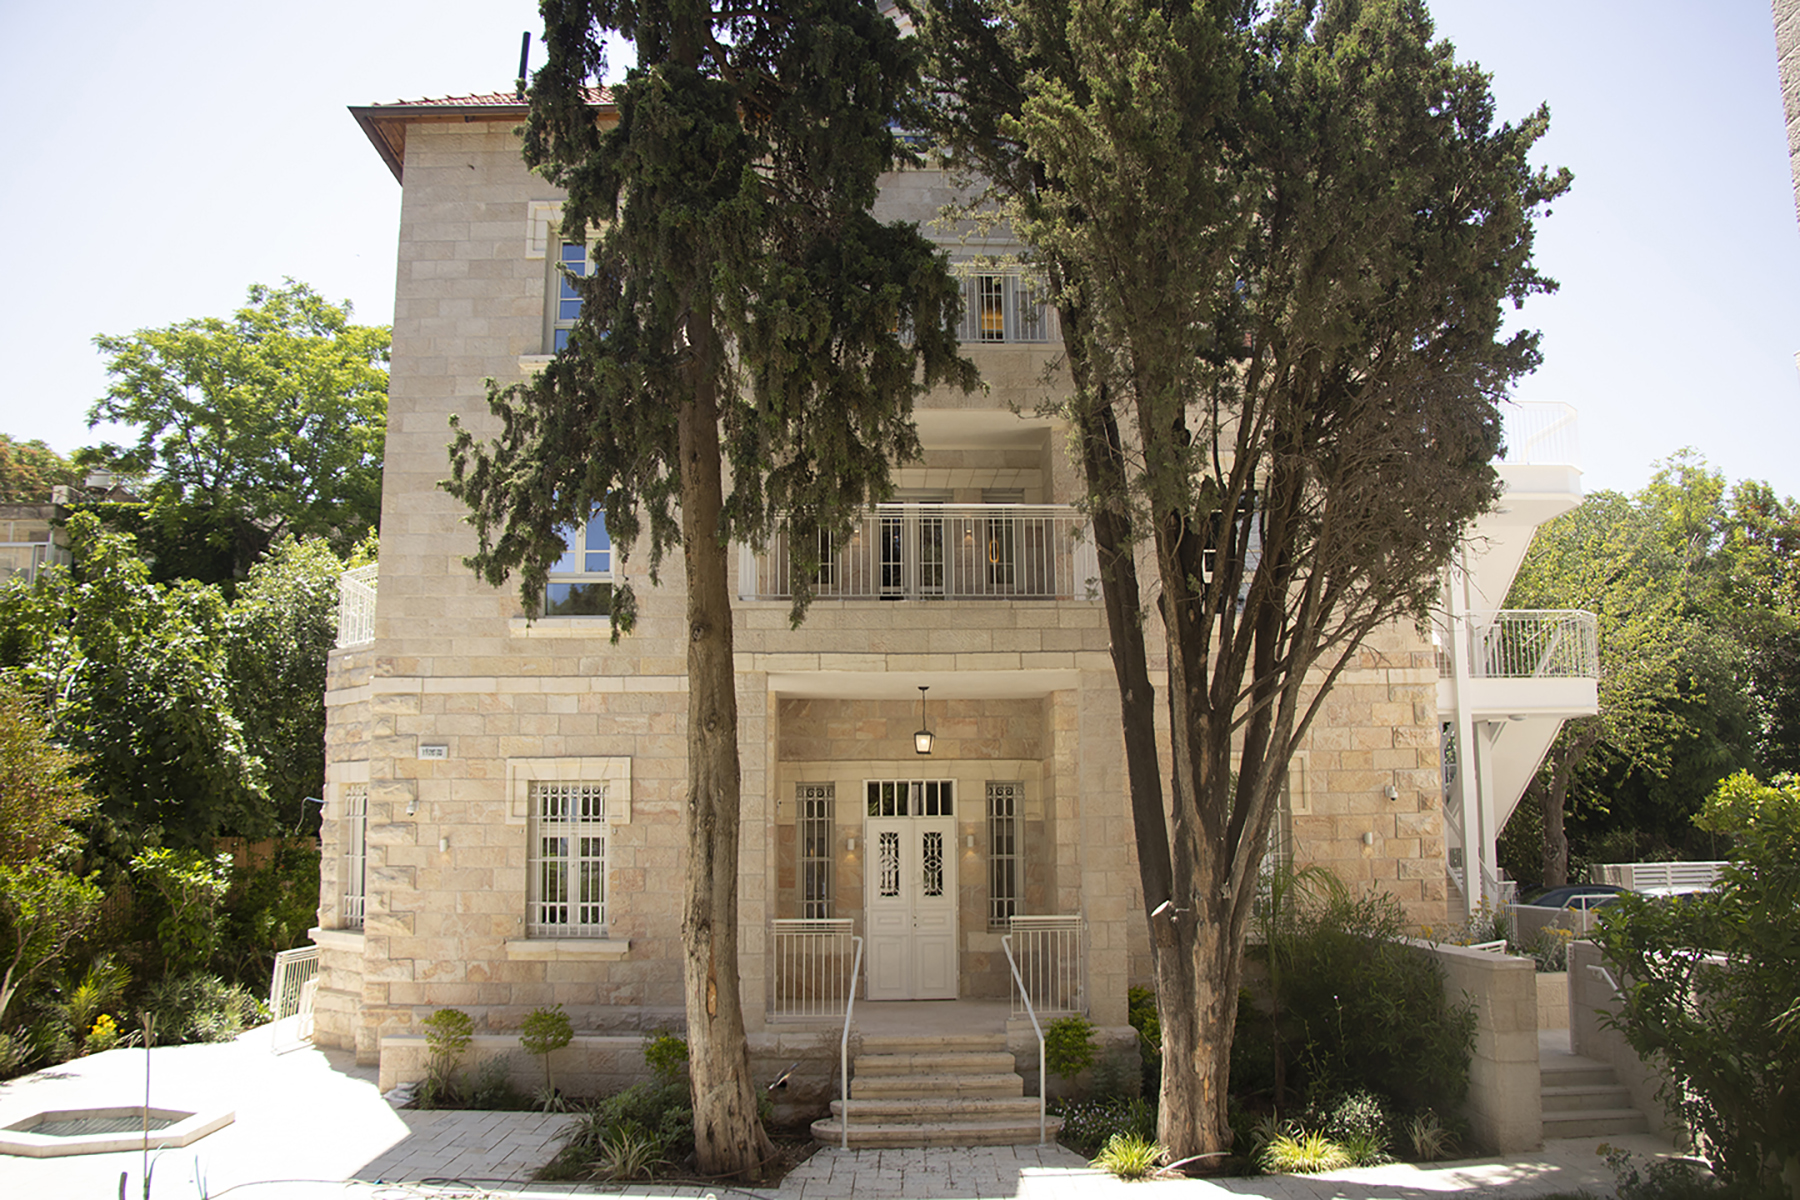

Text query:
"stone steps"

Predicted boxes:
[[1541, 1053, 1647, 1138], [810, 1034, 1058, 1148]]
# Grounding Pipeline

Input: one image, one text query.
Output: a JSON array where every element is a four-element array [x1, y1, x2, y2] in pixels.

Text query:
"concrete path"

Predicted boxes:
[[0, 1024, 1681, 1199]]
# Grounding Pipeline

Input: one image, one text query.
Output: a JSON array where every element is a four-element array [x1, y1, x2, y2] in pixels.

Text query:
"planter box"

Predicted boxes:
[[1537, 970, 1568, 1030]]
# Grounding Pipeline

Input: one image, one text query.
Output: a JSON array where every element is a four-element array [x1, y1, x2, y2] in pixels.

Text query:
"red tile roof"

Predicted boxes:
[[350, 86, 611, 182]]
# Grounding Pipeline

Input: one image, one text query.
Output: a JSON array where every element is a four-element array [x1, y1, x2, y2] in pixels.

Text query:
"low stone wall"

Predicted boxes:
[[1568, 940, 1679, 1141], [1537, 971, 1569, 1030], [1403, 940, 1541, 1154]]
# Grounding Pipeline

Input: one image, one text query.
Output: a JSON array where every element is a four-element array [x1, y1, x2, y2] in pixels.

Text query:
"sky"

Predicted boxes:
[[0, 0, 1795, 500]]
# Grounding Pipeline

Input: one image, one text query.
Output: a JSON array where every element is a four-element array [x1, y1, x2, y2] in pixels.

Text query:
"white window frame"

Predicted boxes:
[[797, 783, 835, 919], [544, 508, 614, 618], [528, 781, 611, 937], [342, 783, 369, 930], [503, 758, 632, 959], [986, 781, 1021, 930]]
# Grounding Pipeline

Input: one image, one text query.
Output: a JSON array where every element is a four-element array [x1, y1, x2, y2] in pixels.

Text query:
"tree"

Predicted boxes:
[[84, 281, 389, 584], [443, 1, 975, 1176], [0, 862, 102, 1028], [0, 436, 80, 504], [0, 513, 265, 861], [1596, 771, 1800, 1195], [911, 0, 1564, 1158], [0, 675, 96, 867]]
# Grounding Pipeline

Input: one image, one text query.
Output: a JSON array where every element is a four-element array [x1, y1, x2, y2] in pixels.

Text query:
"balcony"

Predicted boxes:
[[739, 504, 1096, 603], [1441, 609, 1598, 681], [336, 563, 378, 649]]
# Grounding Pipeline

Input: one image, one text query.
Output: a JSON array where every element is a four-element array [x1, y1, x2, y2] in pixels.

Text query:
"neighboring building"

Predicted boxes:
[[311, 90, 1595, 1088]]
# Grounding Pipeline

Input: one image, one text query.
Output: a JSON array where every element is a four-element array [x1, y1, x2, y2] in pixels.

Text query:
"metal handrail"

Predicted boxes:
[[838, 935, 864, 1151], [1000, 932, 1048, 1145]]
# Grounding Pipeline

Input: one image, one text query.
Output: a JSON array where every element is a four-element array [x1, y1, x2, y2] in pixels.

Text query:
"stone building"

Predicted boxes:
[[309, 89, 1594, 1112]]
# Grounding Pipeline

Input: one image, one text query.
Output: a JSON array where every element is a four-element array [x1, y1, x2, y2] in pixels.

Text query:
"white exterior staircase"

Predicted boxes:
[[810, 1034, 1061, 1147], [1540, 1050, 1649, 1139]]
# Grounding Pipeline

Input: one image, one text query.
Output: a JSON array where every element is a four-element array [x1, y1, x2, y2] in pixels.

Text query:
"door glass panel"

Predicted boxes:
[[878, 831, 901, 897], [921, 830, 944, 897]]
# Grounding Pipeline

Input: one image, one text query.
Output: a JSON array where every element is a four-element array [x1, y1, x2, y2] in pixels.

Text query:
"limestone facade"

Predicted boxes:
[[313, 95, 1451, 1071]]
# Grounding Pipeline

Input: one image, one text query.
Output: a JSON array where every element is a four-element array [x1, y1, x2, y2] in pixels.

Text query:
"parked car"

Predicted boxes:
[[1517, 883, 1632, 911]]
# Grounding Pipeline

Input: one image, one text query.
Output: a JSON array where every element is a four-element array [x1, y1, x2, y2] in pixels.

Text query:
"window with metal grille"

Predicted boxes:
[[865, 779, 954, 817], [798, 783, 835, 919], [987, 782, 1020, 928], [529, 781, 608, 936], [342, 784, 368, 930]]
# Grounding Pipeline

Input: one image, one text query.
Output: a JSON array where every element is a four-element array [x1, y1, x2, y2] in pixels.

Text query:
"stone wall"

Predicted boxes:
[[1405, 939, 1541, 1154], [1569, 939, 1680, 1140]]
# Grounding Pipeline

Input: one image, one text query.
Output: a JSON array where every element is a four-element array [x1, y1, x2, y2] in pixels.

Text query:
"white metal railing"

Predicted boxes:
[[1592, 861, 1727, 891], [838, 935, 865, 1150], [269, 945, 320, 1052], [336, 563, 378, 649], [1499, 401, 1580, 468], [1006, 915, 1086, 1017], [1441, 610, 1598, 680], [770, 919, 859, 1022], [1000, 929, 1049, 1145], [953, 270, 1059, 345], [741, 505, 1097, 602]]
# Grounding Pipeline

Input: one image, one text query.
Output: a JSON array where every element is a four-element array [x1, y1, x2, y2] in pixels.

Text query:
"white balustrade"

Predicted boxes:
[[1499, 401, 1581, 468], [1443, 609, 1599, 680], [770, 918, 859, 1023], [1006, 915, 1085, 1017], [336, 563, 378, 649]]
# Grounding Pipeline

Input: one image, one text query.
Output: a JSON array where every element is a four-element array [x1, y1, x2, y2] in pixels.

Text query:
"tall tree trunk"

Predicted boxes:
[[676, 349, 773, 1179], [1154, 886, 1243, 1161]]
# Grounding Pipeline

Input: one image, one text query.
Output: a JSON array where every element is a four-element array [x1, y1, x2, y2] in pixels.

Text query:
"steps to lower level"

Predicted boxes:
[[809, 1033, 1061, 1148], [1541, 1052, 1648, 1139]]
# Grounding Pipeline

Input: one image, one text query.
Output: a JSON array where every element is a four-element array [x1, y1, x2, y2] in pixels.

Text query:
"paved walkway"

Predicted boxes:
[[0, 1024, 1681, 1199]]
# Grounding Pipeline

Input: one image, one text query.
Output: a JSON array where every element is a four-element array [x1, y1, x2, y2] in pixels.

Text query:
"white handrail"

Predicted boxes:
[[1000, 932, 1048, 1146], [838, 935, 864, 1151]]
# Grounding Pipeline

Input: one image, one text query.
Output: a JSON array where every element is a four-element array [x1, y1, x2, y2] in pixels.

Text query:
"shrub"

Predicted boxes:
[[520, 1004, 574, 1098], [1530, 925, 1574, 973], [1050, 1095, 1156, 1157], [643, 1031, 689, 1084], [539, 1029, 696, 1182], [1127, 986, 1161, 1091], [420, 1007, 474, 1107], [215, 841, 320, 987], [1044, 1013, 1096, 1083], [128, 848, 232, 975], [1093, 1132, 1163, 1179], [1321, 1090, 1392, 1150], [1259, 1129, 1351, 1174], [1404, 1110, 1458, 1162], [140, 972, 265, 1044]]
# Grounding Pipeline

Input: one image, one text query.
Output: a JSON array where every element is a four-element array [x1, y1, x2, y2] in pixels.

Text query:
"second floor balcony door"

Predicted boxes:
[[879, 495, 949, 600]]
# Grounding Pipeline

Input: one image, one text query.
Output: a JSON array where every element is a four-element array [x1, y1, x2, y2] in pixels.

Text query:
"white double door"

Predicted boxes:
[[864, 815, 959, 1000]]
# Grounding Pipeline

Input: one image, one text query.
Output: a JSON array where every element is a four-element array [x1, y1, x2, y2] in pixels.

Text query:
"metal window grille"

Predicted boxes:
[[529, 781, 608, 936], [865, 779, 954, 817], [342, 784, 368, 930], [987, 782, 1021, 929], [798, 784, 835, 919]]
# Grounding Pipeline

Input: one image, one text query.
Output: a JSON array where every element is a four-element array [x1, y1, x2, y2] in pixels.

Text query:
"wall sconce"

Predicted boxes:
[[846, 837, 857, 852], [914, 686, 934, 755], [439, 835, 450, 852], [965, 834, 975, 850], [1383, 783, 1399, 802], [1361, 831, 1377, 847], [406, 796, 419, 816]]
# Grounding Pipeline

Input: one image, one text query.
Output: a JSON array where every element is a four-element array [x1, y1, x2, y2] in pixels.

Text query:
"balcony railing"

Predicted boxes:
[[336, 563, 378, 649], [952, 271, 1060, 344], [1498, 401, 1580, 468], [769, 918, 859, 1022], [740, 504, 1097, 602], [1440, 609, 1598, 680]]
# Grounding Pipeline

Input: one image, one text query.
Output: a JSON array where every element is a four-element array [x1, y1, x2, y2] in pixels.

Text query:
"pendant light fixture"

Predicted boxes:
[[914, 686, 934, 755]]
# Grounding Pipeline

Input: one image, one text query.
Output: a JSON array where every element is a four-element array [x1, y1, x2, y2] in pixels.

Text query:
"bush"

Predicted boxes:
[[1050, 1095, 1156, 1157], [1044, 1013, 1096, 1083], [215, 841, 320, 987], [419, 1007, 475, 1108], [1127, 986, 1161, 1092], [1259, 1129, 1351, 1174], [140, 972, 265, 1044], [538, 1030, 696, 1182], [520, 1004, 574, 1098], [1270, 885, 1476, 1115], [1093, 1132, 1163, 1179], [1596, 771, 1800, 1197]]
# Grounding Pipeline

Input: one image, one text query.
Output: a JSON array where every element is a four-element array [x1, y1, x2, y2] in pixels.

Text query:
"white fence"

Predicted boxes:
[[336, 563, 377, 649], [1593, 861, 1728, 891], [1006, 915, 1085, 1017], [741, 505, 1097, 602], [770, 918, 859, 1022], [1499, 401, 1580, 468], [1443, 609, 1599, 679], [269, 945, 320, 1052]]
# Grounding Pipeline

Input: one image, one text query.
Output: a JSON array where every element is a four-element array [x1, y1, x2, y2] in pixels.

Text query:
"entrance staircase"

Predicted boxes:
[[809, 1033, 1062, 1148], [1541, 1050, 1648, 1139]]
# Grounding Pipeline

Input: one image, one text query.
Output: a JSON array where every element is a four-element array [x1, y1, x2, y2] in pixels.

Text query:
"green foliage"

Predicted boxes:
[[0, 435, 80, 503], [47, 954, 130, 1053], [0, 514, 267, 859], [1270, 885, 1476, 1116], [1044, 1012, 1097, 1082], [1050, 1095, 1157, 1157], [521, 1004, 575, 1096], [642, 1031, 689, 1085], [0, 676, 95, 867], [1404, 1110, 1458, 1162], [1127, 985, 1161, 1091], [1259, 1129, 1352, 1175], [85, 281, 389, 583], [1603, 1146, 1730, 1200], [1596, 771, 1800, 1196], [543, 1078, 695, 1181], [138, 972, 265, 1044], [215, 841, 320, 987], [129, 848, 232, 974], [1092, 1132, 1163, 1179], [0, 862, 102, 1026], [465, 1057, 529, 1111], [1529, 925, 1575, 973], [420, 1007, 476, 1107]]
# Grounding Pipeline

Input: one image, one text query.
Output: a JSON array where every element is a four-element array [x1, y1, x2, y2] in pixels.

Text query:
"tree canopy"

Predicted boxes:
[[84, 281, 389, 584], [910, 0, 1565, 1158], [445, 0, 975, 1175], [0, 436, 80, 505]]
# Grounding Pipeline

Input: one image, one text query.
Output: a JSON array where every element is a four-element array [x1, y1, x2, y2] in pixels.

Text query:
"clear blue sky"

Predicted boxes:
[[1, 0, 1795, 500]]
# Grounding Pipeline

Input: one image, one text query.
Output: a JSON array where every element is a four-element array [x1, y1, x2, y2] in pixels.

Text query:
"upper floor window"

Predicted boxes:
[[548, 240, 593, 353], [546, 509, 612, 617]]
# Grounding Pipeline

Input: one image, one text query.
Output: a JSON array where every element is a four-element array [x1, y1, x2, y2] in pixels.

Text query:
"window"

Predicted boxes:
[[342, 783, 368, 930], [528, 781, 609, 937], [798, 784, 835, 919], [545, 509, 612, 617], [865, 779, 955, 817], [955, 273, 1057, 344], [548, 240, 593, 353], [987, 781, 1020, 929]]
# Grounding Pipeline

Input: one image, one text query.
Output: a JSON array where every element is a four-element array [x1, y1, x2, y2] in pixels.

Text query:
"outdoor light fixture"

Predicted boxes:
[[1383, 783, 1399, 802], [914, 686, 935, 755]]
